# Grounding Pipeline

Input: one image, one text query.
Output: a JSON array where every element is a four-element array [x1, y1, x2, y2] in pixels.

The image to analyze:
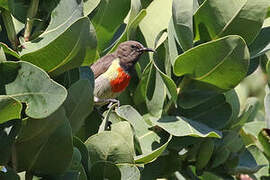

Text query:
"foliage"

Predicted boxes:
[[0, 0, 270, 179]]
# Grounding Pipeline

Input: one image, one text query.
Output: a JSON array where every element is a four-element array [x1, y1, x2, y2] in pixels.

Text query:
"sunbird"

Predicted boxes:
[[91, 41, 154, 106]]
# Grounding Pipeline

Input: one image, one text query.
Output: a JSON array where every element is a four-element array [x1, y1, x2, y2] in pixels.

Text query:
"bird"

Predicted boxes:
[[91, 40, 154, 106]]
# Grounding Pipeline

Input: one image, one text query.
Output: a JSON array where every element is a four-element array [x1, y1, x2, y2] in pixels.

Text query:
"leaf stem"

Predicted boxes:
[[98, 103, 118, 132], [24, 0, 39, 41], [1, 9, 19, 50]]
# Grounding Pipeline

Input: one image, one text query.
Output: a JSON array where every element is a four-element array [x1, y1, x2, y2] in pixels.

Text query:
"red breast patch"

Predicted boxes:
[[110, 67, 131, 93]]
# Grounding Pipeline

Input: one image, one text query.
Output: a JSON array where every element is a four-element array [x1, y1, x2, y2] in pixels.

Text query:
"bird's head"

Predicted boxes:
[[116, 41, 154, 71]]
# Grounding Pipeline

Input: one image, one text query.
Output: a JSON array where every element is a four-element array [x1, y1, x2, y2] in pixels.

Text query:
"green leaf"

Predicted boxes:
[[168, 18, 180, 65], [153, 42, 177, 104], [149, 116, 222, 138], [174, 35, 249, 90], [195, 138, 215, 170], [258, 129, 270, 158], [248, 145, 269, 178], [115, 105, 171, 163], [0, 43, 19, 59], [73, 136, 91, 176], [107, 1, 145, 52], [16, 108, 66, 143], [117, 164, 140, 180], [15, 108, 73, 174], [0, 1, 9, 10], [109, 10, 147, 53], [249, 18, 270, 58], [194, 0, 270, 44], [229, 147, 265, 174], [21, 17, 90, 76], [134, 134, 172, 164], [64, 79, 93, 134], [99, 104, 118, 132], [224, 89, 240, 127], [77, 109, 103, 142], [69, 147, 82, 171], [0, 47, 6, 62], [0, 96, 22, 124], [89, 161, 121, 180], [133, 63, 151, 105], [180, 94, 232, 129], [211, 147, 231, 168], [139, 0, 172, 48], [83, 0, 101, 16], [178, 79, 221, 109], [19, 0, 91, 75], [141, 152, 181, 179], [78, 164, 88, 180], [111, 121, 135, 156], [81, 19, 99, 66], [172, 0, 197, 51], [221, 131, 244, 153], [90, 0, 131, 52], [85, 131, 134, 165], [242, 121, 265, 140], [0, 61, 67, 119], [146, 67, 166, 117], [54, 68, 80, 89], [231, 97, 259, 129]]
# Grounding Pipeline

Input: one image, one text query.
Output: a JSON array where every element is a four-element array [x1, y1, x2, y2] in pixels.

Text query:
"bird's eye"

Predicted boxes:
[[131, 45, 137, 49]]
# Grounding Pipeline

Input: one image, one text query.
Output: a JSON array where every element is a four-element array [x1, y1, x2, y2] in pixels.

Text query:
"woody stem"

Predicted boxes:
[[24, 0, 39, 41]]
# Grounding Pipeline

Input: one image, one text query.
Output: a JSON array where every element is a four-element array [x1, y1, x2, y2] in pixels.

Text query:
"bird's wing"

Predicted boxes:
[[91, 53, 117, 79]]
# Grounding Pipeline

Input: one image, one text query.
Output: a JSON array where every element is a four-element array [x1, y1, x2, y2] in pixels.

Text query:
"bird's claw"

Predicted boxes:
[[107, 99, 120, 109]]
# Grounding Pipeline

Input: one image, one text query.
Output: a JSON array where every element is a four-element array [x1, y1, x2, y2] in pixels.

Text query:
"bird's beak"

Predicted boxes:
[[139, 47, 155, 53]]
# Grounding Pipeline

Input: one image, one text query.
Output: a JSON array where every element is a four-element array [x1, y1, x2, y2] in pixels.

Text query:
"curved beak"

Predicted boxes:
[[139, 47, 155, 53]]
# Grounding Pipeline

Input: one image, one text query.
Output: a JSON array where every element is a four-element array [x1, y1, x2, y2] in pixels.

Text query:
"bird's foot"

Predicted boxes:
[[94, 97, 120, 109], [107, 99, 120, 109]]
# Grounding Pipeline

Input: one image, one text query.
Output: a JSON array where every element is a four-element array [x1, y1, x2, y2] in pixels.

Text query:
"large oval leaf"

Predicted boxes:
[[173, 35, 249, 90], [19, 0, 95, 75], [149, 116, 222, 138], [194, 0, 270, 44], [180, 94, 232, 130], [0, 61, 67, 119], [85, 131, 134, 165], [64, 79, 93, 134], [139, 0, 172, 48], [116, 105, 172, 164], [83, 0, 101, 16], [111, 121, 136, 156], [15, 108, 73, 174], [21, 17, 90, 75]]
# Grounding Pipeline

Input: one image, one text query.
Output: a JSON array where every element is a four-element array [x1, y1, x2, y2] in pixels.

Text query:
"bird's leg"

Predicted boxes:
[[94, 97, 120, 108], [107, 99, 120, 109]]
